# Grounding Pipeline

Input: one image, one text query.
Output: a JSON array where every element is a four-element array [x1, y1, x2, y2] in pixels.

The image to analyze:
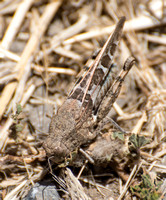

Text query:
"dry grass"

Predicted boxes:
[[0, 0, 166, 199]]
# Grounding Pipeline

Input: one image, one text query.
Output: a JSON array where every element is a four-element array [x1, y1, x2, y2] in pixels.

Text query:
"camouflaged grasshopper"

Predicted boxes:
[[43, 16, 135, 164]]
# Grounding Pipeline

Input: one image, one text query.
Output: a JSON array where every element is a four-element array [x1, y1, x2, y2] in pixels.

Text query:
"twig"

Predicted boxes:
[[0, 0, 62, 119]]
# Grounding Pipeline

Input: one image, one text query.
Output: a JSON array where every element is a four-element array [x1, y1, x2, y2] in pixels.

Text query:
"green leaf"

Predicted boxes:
[[130, 173, 162, 200], [142, 174, 154, 188], [113, 131, 124, 141], [15, 124, 23, 132], [129, 134, 149, 148], [16, 103, 22, 115]]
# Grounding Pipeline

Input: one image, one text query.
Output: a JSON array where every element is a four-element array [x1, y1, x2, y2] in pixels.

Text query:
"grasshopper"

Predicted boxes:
[[43, 16, 135, 164]]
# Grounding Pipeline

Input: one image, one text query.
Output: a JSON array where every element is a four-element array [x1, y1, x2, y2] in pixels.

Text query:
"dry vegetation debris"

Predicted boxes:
[[0, 0, 166, 199]]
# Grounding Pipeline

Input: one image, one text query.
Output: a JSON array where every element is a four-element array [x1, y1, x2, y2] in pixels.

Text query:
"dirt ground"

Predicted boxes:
[[0, 0, 166, 199]]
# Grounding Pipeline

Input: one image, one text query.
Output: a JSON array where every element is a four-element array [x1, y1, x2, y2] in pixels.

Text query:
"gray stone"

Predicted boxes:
[[23, 182, 60, 200]]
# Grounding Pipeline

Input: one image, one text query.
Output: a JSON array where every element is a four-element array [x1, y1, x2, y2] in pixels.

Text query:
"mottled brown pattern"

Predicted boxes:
[[101, 54, 112, 68], [92, 68, 105, 86], [69, 88, 84, 102], [80, 73, 90, 88], [43, 17, 135, 164], [109, 43, 117, 56]]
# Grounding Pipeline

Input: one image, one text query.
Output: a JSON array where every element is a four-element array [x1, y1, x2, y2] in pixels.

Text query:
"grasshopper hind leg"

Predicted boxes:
[[95, 57, 136, 128]]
